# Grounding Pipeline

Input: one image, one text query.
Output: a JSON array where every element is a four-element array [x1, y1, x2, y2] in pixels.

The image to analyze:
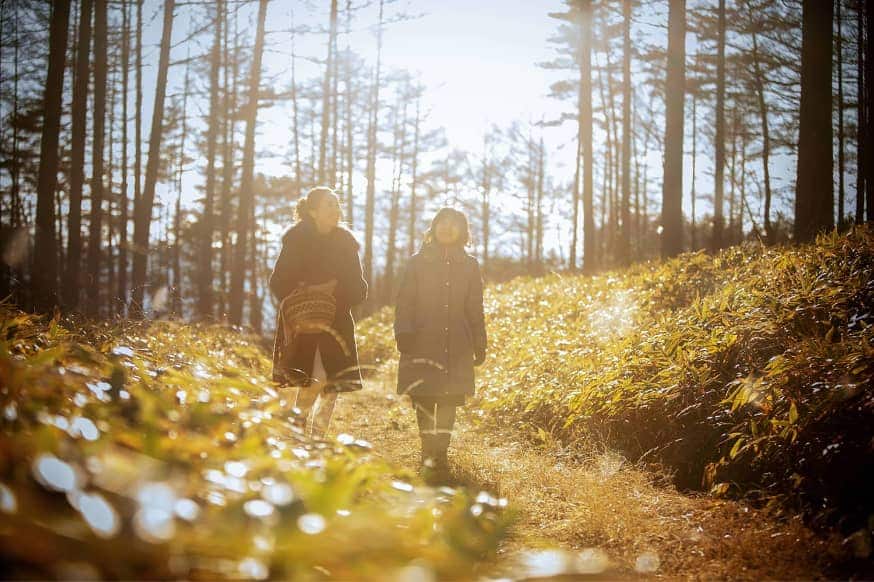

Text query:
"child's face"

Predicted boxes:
[[435, 217, 461, 245]]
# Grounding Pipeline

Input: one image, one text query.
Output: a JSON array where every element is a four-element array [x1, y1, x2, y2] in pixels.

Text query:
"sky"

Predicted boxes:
[[134, 0, 799, 257]]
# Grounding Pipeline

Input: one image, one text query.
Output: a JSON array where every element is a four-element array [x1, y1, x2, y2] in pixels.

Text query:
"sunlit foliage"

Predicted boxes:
[[360, 228, 874, 536], [0, 311, 508, 579]]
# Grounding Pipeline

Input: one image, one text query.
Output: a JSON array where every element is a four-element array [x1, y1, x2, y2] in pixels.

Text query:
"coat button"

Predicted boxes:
[[444, 282, 449, 287]]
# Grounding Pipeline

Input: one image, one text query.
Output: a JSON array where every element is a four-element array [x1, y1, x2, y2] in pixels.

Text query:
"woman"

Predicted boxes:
[[269, 186, 368, 438], [394, 207, 487, 479]]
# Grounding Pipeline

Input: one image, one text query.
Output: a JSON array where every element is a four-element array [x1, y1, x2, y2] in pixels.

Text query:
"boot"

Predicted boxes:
[[418, 434, 437, 471], [433, 434, 451, 479]]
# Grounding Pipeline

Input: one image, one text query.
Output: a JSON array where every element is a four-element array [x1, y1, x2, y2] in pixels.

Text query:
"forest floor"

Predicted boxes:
[[332, 371, 832, 580]]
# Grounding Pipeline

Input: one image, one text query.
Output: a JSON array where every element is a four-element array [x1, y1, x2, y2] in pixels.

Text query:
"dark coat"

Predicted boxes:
[[394, 243, 487, 399], [269, 220, 368, 389]]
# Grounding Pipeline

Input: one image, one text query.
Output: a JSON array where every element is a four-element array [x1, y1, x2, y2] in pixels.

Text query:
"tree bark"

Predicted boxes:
[[751, 30, 774, 243], [837, 0, 846, 228], [118, 0, 130, 315], [65, 0, 93, 310], [33, 0, 71, 312], [857, 0, 866, 224], [794, 0, 834, 242], [580, 0, 595, 272], [197, 0, 222, 319], [712, 0, 726, 251], [661, 0, 685, 258], [229, 0, 268, 325], [86, 0, 108, 317], [130, 0, 175, 316], [318, 0, 338, 185], [364, 0, 384, 292], [620, 0, 632, 263]]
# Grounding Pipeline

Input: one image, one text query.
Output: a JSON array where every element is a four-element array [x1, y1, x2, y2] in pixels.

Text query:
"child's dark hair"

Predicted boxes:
[[422, 207, 471, 248], [295, 186, 336, 222]]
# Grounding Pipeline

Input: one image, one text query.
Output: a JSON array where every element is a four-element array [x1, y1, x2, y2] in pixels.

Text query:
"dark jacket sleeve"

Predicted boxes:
[[268, 232, 305, 301], [465, 257, 487, 355], [394, 257, 418, 338], [334, 236, 368, 312]]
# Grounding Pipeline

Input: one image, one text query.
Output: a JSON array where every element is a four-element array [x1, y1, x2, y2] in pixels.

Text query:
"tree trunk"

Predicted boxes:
[[690, 51, 698, 250], [344, 0, 354, 226], [857, 0, 866, 224], [751, 30, 774, 243], [135, 0, 142, 236], [620, 0, 632, 263], [661, 0, 685, 258], [318, 0, 338, 185], [536, 133, 545, 267], [33, 0, 71, 312], [384, 99, 407, 303], [118, 0, 130, 315], [481, 132, 491, 271], [130, 0, 175, 317], [712, 0, 726, 251], [65, 0, 93, 310], [364, 0, 385, 291], [408, 95, 421, 257], [86, 0, 108, 317], [580, 0, 595, 273], [229, 0, 268, 325], [219, 4, 237, 319], [837, 0, 846, 228], [197, 0, 222, 319], [794, 0, 834, 242], [865, 0, 873, 221]]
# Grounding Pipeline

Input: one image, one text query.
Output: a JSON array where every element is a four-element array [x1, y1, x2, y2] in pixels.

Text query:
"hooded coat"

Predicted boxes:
[[269, 220, 367, 390], [394, 243, 487, 399]]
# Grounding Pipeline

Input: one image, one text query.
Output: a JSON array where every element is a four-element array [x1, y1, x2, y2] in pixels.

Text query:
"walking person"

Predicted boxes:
[[394, 207, 487, 481], [269, 186, 368, 438]]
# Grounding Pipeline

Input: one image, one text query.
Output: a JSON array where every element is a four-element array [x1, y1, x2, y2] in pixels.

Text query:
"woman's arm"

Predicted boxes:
[[268, 234, 305, 300], [465, 258, 488, 362], [334, 243, 368, 311]]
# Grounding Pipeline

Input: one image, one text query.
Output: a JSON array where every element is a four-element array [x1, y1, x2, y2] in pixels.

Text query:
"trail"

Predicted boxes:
[[332, 371, 831, 580]]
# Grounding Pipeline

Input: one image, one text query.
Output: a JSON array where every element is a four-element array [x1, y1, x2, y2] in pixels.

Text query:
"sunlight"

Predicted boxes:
[[587, 290, 638, 338]]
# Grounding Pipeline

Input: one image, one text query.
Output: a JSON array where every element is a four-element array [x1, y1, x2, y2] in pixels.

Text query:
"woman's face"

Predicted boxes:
[[309, 193, 341, 233], [434, 216, 462, 245]]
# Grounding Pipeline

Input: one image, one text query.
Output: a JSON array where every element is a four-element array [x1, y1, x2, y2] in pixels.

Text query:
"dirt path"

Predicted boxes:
[[331, 373, 831, 579]]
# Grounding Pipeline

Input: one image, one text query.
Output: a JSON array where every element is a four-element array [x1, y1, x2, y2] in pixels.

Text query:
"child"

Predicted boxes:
[[394, 207, 487, 479]]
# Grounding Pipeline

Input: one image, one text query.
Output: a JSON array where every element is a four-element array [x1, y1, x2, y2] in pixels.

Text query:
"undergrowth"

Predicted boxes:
[[359, 228, 874, 547], [0, 309, 508, 579]]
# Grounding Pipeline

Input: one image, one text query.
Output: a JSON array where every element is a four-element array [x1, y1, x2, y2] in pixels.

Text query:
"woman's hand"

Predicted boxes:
[[308, 279, 338, 295]]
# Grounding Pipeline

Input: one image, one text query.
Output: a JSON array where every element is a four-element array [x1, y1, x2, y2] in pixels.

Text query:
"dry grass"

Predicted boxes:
[[333, 371, 834, 580]]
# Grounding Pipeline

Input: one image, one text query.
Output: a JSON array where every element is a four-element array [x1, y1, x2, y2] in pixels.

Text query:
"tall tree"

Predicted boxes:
[[661, 0, 685, 258], [619, 0, 632, 262], [750, 24, 775, 243], [712, 0, 726, 251], [33, 0, 71, 312], [130, 0, 175, 316], [837, 0, 846, 227], [363, 0, 385, 290], [86, 0, 108, 316], [856, 0, 865, 224], [794, 0, 834, 242], [118, 0, 130, 314], [318, 0, 339, 185], [580, 0, 595, 272], [64, 0, 94, 309], [229, 0, 268, 325], [197, 0, 223, 319], [865, 0, 873, 221]]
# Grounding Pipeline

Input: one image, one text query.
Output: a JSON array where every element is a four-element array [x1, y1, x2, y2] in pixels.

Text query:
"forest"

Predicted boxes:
[[1, 0, 873, 579]]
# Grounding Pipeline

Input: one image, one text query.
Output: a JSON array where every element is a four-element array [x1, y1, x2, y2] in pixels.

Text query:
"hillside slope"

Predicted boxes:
[[359, 228, 874, 549]]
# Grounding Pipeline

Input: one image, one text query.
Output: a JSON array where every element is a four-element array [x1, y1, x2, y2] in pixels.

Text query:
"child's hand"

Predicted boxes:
[[474, 349, 486, 366]]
